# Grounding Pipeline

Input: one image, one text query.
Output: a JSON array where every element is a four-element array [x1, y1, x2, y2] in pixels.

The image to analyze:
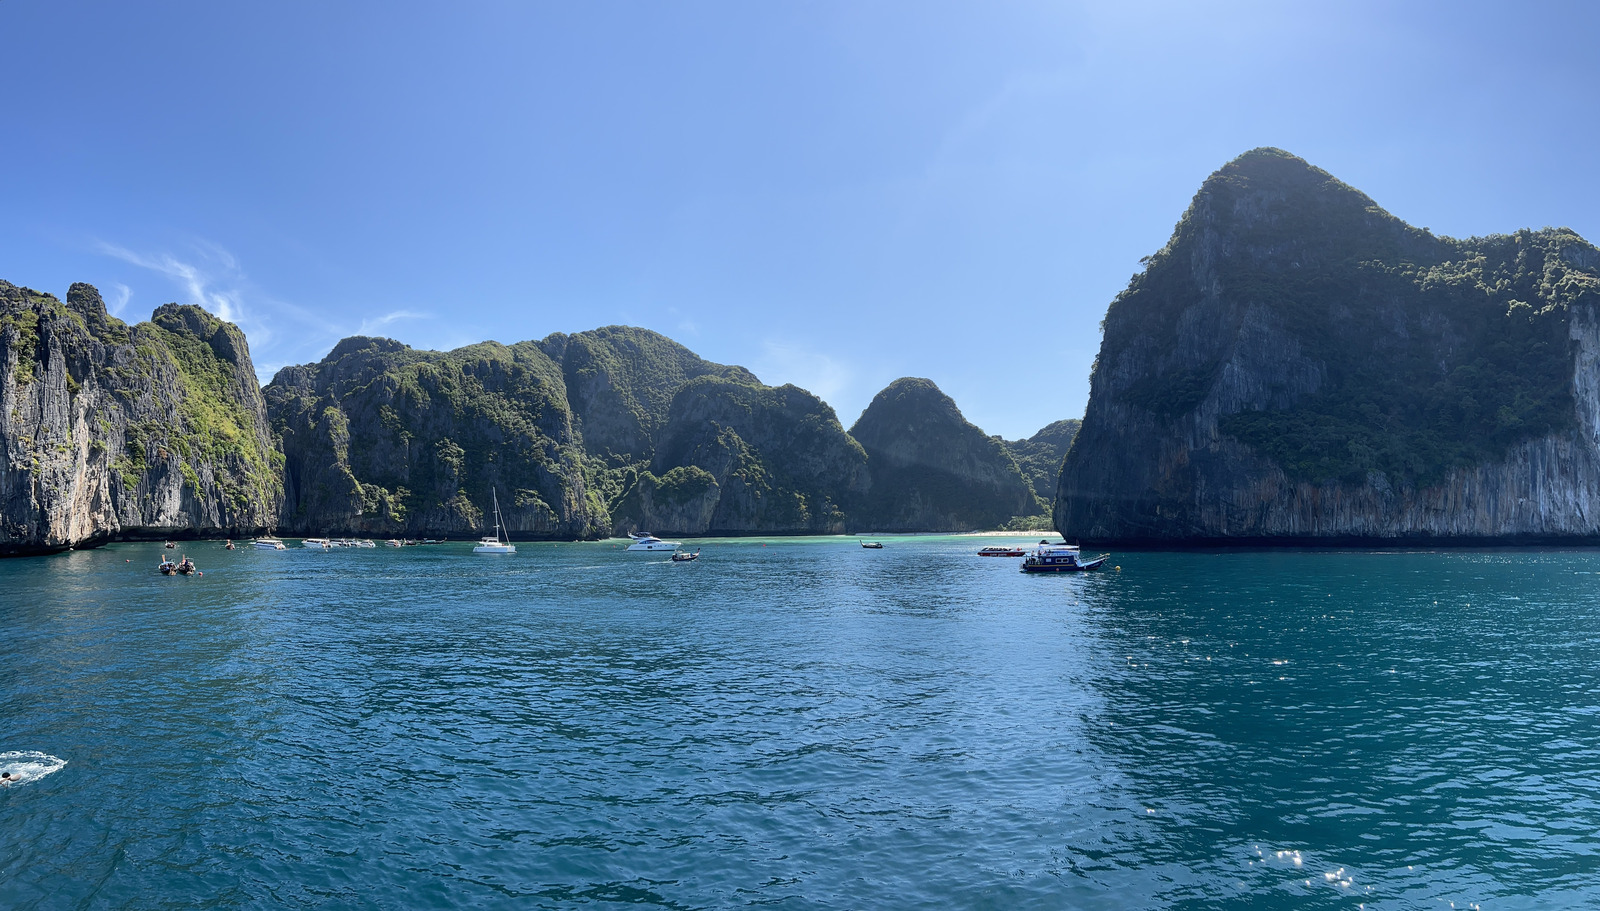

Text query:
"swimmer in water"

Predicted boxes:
[[1, 771, 12, 786]]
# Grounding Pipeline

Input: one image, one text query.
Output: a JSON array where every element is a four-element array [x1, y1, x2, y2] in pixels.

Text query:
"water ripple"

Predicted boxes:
[[4, 543, 1600, 908]]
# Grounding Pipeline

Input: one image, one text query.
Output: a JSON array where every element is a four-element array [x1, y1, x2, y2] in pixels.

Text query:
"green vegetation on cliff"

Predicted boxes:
[[850, 378, 1036, 531], [635, 375, 867, 534], [543, 325, 757, 463], [266, 335, 600, 537], [146, 304, 282, 513], [1003, 418, 1081, 507], [1, 282, 280, 551], [1108, 148, 1595, 487]]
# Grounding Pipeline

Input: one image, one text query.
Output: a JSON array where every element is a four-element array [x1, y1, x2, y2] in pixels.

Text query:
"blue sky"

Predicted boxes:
[[4, 1, 1599, 439]]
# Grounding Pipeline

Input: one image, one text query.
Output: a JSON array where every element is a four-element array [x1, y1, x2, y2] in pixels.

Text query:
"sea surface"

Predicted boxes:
[[3, 538, 1600, 909]]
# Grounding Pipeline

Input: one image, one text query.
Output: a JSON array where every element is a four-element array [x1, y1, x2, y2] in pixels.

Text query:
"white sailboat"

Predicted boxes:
[[473, 489, 516, 554]]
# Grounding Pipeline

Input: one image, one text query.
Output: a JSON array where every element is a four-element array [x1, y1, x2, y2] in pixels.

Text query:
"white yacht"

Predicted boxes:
[[625, 534, 680, 552], [252, 536, 286, 550], [474, 489, 516, 554], [302, 538, 332, 550]]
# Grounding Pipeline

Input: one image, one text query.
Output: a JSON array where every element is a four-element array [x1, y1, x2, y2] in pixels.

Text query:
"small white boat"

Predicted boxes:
[[474, 488, 516, 554], [303, 538, 332, 550], [252, 537, 286, 550], [626, 535, 679, 552], [354, 539, 376, 548], [385, 539, 403, 548]]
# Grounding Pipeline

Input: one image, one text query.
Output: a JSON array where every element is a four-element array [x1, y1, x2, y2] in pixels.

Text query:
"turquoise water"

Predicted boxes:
[[3, 538, 1599, 909]]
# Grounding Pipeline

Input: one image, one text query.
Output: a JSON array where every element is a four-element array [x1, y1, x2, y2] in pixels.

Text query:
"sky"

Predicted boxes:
[[4, 1, 1600, 439]]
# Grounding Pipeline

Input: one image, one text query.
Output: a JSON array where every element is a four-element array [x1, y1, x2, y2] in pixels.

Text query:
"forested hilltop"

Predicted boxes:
[[1058, 147, 1600, 544], [267, 328, 1058, 538], [0, 287, 1071, 552]]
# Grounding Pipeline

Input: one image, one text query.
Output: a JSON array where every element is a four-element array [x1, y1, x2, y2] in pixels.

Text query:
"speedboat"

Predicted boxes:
[[670, 548, 700, 562], [860, 541, 883, 549], [626, 535, 679, 552], [978, 545, 1026, 557], [1020, 541, 1108, 573], [303, 538, 332, 550], [252, 537, 286, 550], [385, 539, 403, 547], [474, 488, 516, 554]]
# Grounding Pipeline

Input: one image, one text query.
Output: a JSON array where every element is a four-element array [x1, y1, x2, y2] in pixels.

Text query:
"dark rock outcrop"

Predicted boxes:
[[849, 377, 1035, 531], [0, 283, 281, 554], [265, 336, 604, 538], [1058, 148, 1600, 544], [541, 326, 756, 462], [1004, 419, 1081, 509], [610, 376, 869, 535]]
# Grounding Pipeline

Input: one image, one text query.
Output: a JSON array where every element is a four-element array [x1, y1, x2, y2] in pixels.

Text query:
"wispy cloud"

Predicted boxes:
[[105, 282, 132, 319], [750, 339, 855, 404], [95, 238, 451, 381], [358, 309, 427, 336], [97, 241, 246, 324]]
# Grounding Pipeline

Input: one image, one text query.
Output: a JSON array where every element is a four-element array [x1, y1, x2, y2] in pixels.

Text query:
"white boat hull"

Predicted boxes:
[[473, 544, 516, 554]]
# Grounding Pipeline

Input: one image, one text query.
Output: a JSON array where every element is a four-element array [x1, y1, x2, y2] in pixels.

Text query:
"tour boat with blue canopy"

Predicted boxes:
[[1020, 541, 1109, 573]]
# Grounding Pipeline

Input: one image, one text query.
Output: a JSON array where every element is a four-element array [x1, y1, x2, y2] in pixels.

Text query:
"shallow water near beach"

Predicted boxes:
[[3, 537, 1600, 908]]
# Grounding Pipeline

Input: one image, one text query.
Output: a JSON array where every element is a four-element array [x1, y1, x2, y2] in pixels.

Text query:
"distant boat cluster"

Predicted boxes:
[[155, 504, 1116, 578]]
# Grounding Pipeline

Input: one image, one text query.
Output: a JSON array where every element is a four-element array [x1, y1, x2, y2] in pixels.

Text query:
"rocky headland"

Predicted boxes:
[[1057, 147, 1600, 545], [0, 282, 281, 555], [849, 378, 1037, 532], [1, 293, 1062, 552]]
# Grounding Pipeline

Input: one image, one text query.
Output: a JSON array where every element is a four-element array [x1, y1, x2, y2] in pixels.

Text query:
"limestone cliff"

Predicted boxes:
[[1057, 148, 1600, 543], [540, 326, 757, 462], [1004, 419, 1080, 510], [265, 336, 604, 538], [610, 376, 868, 535], [0, 283, 281, 554], [850, 378, 1036, 531]]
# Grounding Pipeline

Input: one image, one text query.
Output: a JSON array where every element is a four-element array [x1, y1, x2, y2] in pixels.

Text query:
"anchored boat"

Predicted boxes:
[[474, 489, 516, 554], [1020, 541, 1109, 573], [626, 533, 679, 552]]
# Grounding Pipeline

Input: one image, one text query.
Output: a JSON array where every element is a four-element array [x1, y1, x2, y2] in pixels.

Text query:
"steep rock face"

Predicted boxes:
[[0, 283, 281, 553], [1058, 148, 1600, 542], [1004, 418, 1081, 509], [850, 378, 1035, 531], [265, 336, 604, 538], [542, 326, 757, 462], [610, 376, 868, 535]]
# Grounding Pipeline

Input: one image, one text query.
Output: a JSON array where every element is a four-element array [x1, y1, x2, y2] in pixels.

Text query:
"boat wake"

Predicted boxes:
[[0, 751, 67, 787]]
